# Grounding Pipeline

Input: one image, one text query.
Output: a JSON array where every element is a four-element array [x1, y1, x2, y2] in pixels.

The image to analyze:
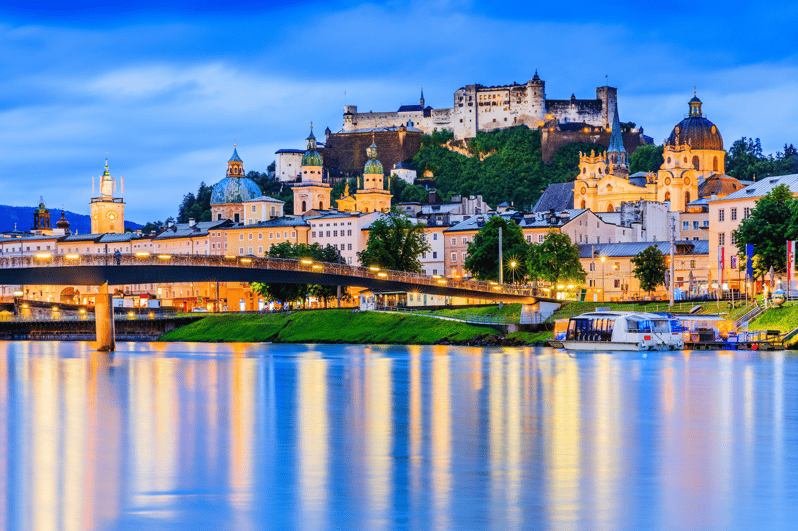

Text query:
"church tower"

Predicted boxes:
[[32, 197, 52, 235], [606, 103, 629, 179], [337, 137, 392, 213], [90, 158, 125, 234], [293, 126, 332, 215], [420, 88, 425, 108]]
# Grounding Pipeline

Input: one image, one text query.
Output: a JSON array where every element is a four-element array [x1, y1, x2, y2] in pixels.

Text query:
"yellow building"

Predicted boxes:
[[337, 138, 392, 213], [210, 147, 264, 223], [293, 128, 332, 215], [223, 217, 310, 257], [90, 159, 125, 234]]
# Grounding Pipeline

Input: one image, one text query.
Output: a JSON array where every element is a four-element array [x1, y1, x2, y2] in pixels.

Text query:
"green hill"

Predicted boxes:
[[411, 126, 603, 209]]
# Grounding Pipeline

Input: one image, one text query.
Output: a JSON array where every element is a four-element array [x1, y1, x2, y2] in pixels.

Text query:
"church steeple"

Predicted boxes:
[[688, 89, 703, 117], [606, 103, 629, 178], [420, 88, 425, 108]]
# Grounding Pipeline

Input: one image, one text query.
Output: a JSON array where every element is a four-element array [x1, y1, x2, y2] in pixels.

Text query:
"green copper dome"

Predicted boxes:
[[363, 141, 383, 174], [302, 127, 323, 166]]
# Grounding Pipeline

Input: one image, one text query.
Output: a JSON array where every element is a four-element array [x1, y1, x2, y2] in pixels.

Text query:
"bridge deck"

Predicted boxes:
[[0, 254, 546, 302]]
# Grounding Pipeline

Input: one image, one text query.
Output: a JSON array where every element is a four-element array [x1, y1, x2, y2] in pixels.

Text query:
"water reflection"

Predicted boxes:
[[1, 343, 798, 529]]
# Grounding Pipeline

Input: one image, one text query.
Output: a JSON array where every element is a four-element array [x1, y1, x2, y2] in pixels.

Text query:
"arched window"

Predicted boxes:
[[580, 199, 586, 209], [667, 157, 672, 164], [598, 167, 602, 174], [665, 191, 671, 201], [692, 156, 700, 169], [319, 201, 324, 210], [685, 191, 691, 207], [713, 156, 719, 172], [606, 203, 614, 212], [582, 167, 586, 174], [301, 200, 307, 212]]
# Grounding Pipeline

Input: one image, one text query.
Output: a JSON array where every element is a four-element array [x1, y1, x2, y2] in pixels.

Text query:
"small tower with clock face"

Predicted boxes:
[[90, 159, 125, 234]]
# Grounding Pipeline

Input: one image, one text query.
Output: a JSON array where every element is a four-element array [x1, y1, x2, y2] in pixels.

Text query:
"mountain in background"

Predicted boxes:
[[0, 205, 142, 234]]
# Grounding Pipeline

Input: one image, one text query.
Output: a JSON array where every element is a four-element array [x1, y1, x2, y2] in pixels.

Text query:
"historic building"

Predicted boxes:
[[32, 197, 52, 235], [210, 147, 264, 223], [337, 139, 392, 214], [342, 74, 621, 140], [539, 94, 744, 214], [90, 159, 125, 234], [293, 128, 333, 215]]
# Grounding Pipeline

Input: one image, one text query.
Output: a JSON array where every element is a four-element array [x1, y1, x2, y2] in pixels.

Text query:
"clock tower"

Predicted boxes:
[[90, 159, 125, 234]]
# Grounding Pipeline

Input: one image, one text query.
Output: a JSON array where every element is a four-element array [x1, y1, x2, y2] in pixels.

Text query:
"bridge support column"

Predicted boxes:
[[95, 282, 115, 351]]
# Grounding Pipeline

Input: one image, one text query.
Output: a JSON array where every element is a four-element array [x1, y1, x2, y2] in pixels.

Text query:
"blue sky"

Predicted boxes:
[[1, 0, 797, 223]]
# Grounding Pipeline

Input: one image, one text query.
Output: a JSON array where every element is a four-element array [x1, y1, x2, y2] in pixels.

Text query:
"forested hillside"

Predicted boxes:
[[411, 126, 604, 209]]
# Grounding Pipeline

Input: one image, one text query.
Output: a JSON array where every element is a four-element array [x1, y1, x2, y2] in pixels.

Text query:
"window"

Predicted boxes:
[[682, 221, 689, 231], [451, 252, 457, 262], [270, 232, 274, 239], [348, 244, 352, 250], [690, 259, 696, 268], [462, 237, 468, 245], [258, 233, 263, 240], [718, 209, 725, 222], [248, 233, 253, 240], [433, 233, 437, 240], [614, 279, 621, 288], [462, 252, 467, 261], [744, 207, 751, 219], [719, 232, 725, 245], [292, 231, 296, 238], [538, 234, 544, 243], [248, 246, 253, 254], [433, 269, 437, 275], [239, 247, 244, 254], [284, 231, 288, 239], [333, 231, 338, 237], [693, 221, 699, 230], [251, 205, 256, 213], [451, 237, 456, 246], [589, 262, 595, 272], [702, 220, 709, 228], [526, 235, 532, 242], [432, 251, 437, 259], [347, 230, 352, 236], [589, 279, 596, 287], [731, 232, 737, 245], [258, 246, 263, 254], [239, 234, 244, 241], [731, 208, 737, 221]]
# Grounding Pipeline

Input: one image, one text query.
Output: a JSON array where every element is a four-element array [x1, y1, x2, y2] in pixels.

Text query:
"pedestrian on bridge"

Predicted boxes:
[[115, 249, 121, 266]]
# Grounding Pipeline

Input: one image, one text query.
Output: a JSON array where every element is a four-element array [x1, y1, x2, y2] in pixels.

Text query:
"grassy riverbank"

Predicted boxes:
[[749, 305, 798, 334], [159, 310, 501, 344]]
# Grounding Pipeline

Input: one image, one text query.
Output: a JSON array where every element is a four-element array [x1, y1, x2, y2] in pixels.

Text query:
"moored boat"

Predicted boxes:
[[561, 311, 684, 351]]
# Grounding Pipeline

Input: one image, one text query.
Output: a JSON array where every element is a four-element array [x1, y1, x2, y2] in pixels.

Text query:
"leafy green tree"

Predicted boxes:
[[251, 242, 343, 308], [631, 245, 667, 295], [526, 232, 585, 287], [464, 216, 528, 281], [140, 220, 165, 235], [629, 144, 664, 174], [733, 184, 798, 275], [390, 176, 426, 205], [357, 212, 430, 273]]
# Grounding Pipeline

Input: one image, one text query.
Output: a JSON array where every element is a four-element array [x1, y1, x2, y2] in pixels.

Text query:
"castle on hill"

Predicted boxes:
[[342, 72, 631, 141]]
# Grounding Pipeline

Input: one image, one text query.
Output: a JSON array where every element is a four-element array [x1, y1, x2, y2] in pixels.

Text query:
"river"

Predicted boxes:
[[0, 342, 796, 530]]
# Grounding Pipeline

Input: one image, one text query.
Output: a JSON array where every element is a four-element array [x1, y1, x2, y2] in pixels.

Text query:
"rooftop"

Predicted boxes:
[[709, 173, 798, 202], [577, 240, 709, 258]]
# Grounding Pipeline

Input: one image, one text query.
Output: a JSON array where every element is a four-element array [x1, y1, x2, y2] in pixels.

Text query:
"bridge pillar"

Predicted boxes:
[[95, 282, 115, 351]]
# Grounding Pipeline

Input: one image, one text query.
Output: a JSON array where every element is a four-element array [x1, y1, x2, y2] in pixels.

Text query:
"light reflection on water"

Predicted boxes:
[[0, 342, 797, 530]]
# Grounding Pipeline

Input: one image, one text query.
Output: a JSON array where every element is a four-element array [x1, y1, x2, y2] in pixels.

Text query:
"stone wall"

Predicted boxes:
[[322, 129, 422, 177], [541, 130, 648, 162]]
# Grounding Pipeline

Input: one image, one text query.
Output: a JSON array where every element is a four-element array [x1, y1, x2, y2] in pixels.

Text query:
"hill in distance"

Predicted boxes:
[[0, 205, 142, 235]]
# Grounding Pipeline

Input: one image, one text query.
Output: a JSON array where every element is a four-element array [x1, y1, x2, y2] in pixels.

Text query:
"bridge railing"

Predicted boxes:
[[0, 253, 540, 299]]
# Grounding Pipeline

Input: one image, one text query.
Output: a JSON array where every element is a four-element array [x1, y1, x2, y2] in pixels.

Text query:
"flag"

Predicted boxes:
[[746, 244, 754, 280], [718, 246, 724, 292]]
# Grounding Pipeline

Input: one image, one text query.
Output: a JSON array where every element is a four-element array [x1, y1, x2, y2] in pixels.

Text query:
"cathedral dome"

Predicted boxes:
[[666, 96, 723, 151], [211, 176, 262, 204]]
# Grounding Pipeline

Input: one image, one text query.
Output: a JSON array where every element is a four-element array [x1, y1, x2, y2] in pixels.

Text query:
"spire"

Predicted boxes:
[[688, 91, 703, 117], [306, 123, 316, 151], [607, 103, 626, 154], [420, 87, 425, 107], [228, 144, 243, 163], [103, 158, 110, 177]]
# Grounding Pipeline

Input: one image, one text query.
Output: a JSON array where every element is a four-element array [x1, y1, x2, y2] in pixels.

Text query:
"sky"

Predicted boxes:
[[0, 0, 797, 223]]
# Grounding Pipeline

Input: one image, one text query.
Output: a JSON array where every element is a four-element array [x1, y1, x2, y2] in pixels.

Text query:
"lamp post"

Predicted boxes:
[[600, 256, 606, 302], [510, 261, 517, 284]]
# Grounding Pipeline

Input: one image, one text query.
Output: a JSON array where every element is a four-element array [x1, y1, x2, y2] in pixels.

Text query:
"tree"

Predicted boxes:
[[251, 242, 343, 308], [464, 216, 528, 281], [357, 212, 430, 273], [733, 184, 798, 275], [631, 245, 667, 295], [526, 232, 585, 287], [629, 144, 664, 174]]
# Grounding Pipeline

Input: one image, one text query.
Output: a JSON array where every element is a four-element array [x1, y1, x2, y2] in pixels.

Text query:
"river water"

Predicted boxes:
[[0, 342, 796, 530]]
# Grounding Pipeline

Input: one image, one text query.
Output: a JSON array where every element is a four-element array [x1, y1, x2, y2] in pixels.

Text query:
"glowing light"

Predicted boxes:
[[301, 259, 313, 265], [600, 256, 606, 263], [240, 258, 252, 263], [437, 279, 446, 284], [158, 254, 172, 260], [35, 252, 52, 259], [567, 284, 574, 289], [135, 252, 151, 257], [224, 255, 237, 259], [370, 266, 380, 271], [65, 254, 80, 260], [79, 308, 86, 314], [312, 264, 323, 269], [557, 285, 565, 289], [378, 272, 388, 277]]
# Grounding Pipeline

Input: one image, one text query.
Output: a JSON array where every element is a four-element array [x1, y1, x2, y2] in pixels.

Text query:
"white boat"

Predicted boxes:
[[562, 311, 684, 351]]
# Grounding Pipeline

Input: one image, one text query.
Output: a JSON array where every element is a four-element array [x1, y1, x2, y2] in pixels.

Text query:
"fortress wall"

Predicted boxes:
[[322, 130, 423, 176], [541, 130, 648, 162]]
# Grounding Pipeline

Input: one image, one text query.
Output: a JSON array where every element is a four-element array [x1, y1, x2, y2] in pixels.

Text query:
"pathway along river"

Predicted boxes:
[[1, 342, 797, 530]]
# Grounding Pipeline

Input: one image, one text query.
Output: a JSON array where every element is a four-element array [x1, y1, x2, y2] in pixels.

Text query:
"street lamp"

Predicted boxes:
[[510, 261, 517, 284], [600, 256, 606, 302]]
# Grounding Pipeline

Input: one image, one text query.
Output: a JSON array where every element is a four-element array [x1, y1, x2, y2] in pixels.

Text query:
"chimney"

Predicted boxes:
[[188, 218, 196, 227]]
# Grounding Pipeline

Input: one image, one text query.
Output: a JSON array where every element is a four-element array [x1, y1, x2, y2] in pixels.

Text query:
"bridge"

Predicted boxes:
[[0, 253, 543, 350]]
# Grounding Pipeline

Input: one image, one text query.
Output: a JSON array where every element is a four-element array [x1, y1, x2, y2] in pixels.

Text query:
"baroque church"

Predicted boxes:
[[536, 94, 746, 213]]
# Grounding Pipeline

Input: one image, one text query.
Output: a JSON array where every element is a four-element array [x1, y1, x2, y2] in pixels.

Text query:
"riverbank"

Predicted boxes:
[[159, 310, 506, 345]]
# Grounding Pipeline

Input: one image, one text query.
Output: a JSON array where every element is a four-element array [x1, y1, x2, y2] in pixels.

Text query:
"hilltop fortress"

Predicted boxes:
[[342, 72, 622, 141]]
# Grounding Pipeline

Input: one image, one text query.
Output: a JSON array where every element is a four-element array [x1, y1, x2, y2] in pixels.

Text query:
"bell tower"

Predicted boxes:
[[90, 158, 125, 234], [293, 126, 332, 215]]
